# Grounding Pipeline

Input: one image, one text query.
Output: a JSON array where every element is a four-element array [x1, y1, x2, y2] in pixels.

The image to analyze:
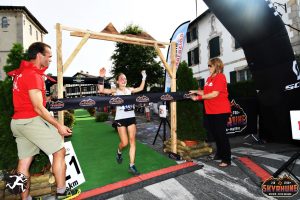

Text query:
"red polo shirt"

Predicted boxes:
[[9, 60, 47, 119], [203, 73, 231, 114]]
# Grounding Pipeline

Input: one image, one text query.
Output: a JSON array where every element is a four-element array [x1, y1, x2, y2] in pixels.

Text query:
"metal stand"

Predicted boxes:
[[243, 133, 265, 145], [273, 151, 300, 183], [152, 117, 170, 145]]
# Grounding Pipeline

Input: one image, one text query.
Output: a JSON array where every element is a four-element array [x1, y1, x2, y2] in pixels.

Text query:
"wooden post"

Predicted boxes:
[[170, 42, 177, 153], [63, 33, 90, 73], [154, 43, 173, 78], [56, 23, 64, 124]]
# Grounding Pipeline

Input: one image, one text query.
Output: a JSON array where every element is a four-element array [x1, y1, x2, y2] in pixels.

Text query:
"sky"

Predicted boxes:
[[2, 0, 208, 77]]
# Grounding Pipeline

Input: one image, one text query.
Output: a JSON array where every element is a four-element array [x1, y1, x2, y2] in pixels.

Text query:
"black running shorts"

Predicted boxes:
[[115, 117, 136, 127]]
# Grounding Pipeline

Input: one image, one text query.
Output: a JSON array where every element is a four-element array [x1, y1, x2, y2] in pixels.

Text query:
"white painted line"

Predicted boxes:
[[195, 164, 275, 200], [231, 147, 300, 165], [144, 178, 196, 200], [262, 164, 300, 180], [107, 194, 124, 200]]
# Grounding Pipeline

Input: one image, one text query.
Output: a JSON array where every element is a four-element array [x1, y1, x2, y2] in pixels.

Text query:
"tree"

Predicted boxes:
[[0, 43, 26, 169], [111, 24, 164, 89], [176, 61, 206, 140], [0, 44, 48, 172]]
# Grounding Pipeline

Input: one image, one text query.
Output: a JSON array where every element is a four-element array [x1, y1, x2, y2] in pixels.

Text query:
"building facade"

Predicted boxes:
[[0, 6, 48, 80], [182, 0, 300, 86], [64, 72, 99, 98]]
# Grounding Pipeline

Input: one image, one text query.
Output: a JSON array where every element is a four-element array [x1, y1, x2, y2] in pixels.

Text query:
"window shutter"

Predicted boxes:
[[188, 51, 192, 66], [209, 36, 220, 58], [230, 71, 237, 84], [187, 31, 191, 43], [194, 47, 199, 64]]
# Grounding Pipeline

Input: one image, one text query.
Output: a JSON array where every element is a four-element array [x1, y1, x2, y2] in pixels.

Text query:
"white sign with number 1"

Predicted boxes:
[[49, 141, 85, 189], [290, 110, 300, 141]]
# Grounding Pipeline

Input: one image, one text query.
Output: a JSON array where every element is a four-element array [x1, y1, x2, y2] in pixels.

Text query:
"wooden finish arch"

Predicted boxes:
[[55, 23, 178, 153]]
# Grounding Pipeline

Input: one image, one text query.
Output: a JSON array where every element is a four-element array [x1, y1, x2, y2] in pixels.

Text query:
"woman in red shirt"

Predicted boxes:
[[189, 57, 231, 167]]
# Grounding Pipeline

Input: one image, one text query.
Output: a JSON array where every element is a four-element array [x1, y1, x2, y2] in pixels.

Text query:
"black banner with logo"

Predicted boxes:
[[203, 0, 300, 142], [226, 98, 258, 136], [48, 92, 190, 111]]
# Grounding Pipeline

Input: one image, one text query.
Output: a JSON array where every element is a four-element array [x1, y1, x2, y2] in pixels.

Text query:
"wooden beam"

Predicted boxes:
[[70, 30, 168, 48], [63, 33, 90, 73], [154, 43, 173, 79], [56, 23, 64, 124], [170, 42, 177, 154]]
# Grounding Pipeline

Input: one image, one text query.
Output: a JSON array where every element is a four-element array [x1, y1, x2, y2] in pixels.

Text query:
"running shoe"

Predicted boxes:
[[56, 188, 81, 200], [116, 151, 123, 164], [128, 165, 140, 176]]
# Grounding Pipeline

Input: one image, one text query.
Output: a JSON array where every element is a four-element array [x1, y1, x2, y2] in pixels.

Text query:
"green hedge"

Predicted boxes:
[[176, 61, 206, 141], [228, 80, 257, 99], [95, 112, 109, 122]]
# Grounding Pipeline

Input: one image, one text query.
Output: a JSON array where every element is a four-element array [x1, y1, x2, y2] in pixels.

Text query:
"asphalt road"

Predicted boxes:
[[104, 113, 300, 200]]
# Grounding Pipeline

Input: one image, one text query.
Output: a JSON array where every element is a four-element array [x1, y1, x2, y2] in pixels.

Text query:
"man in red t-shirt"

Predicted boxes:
[[9, 42, 79, 200]]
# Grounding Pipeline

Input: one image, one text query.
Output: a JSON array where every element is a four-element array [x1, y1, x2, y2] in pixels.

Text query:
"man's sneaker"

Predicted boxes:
[[128, 165, 140, 176], [56, 188, 81, 200], [116, 152, 123, 164], [32, 196, 42, 200]]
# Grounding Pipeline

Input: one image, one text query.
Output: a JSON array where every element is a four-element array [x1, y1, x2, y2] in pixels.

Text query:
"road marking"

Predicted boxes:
[[194, 164, 274, 200], [108, 194, 124, 200], [144, 178, 196, 200], [232, 147, 300, 165], [263, 164, 300, 180]]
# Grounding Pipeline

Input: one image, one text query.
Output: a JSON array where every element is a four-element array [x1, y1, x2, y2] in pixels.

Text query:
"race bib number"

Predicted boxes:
[[123, 104, 134, 111]]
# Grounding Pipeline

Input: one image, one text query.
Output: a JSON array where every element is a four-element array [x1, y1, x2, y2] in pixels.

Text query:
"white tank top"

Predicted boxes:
[[115, 88, 135, 120]]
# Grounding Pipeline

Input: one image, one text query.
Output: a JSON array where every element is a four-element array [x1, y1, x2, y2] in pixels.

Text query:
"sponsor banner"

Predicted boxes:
[[290, 110, 300, 140], [49, 141, 85, 190], [48, 92, 191, 111], [164, 21, 190, 92], [226, 99, 247, 134]]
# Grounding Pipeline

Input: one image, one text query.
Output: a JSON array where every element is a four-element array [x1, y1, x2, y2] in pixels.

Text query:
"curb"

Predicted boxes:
[[233, 156, 272, 187], [76, 161, 203, 200]]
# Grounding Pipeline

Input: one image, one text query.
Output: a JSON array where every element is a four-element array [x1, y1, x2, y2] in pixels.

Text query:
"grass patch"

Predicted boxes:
[[70, 109, 176, 191]]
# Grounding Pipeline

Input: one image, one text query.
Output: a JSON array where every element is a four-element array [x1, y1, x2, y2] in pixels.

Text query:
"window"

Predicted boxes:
[[187, 31, 191, 43], [230, 68, 252, 83], [1, 17, 9, 28], [187, 47, 199, 66], [187, 27, 198, 43], [29, 25, 32, 35], [209, 36, 220, 58], [191, 27, 198, 40]]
